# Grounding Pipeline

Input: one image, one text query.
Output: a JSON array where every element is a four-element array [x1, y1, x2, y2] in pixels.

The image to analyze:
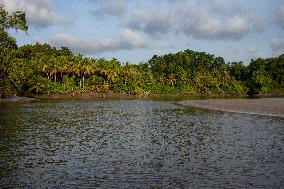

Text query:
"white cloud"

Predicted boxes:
[[271, 38, 284, 53], [126, 10, 174, 38], [0, 0, 70, 28], [93, 0, 127, 17], [120, 29, 146, 48], [49, 29, 147, 54], [178, 5, 249, 40], [277, 5, 284, 29]]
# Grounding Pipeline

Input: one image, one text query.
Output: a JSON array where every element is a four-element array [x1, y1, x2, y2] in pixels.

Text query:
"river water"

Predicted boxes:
[[0, 99, 283, 188]]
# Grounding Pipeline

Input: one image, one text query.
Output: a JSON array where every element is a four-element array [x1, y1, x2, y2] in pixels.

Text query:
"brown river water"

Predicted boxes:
[[0, 99, 284, 188]]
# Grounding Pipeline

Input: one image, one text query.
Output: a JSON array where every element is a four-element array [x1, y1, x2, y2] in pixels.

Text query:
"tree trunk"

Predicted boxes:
[[83, 75, 85, 88]]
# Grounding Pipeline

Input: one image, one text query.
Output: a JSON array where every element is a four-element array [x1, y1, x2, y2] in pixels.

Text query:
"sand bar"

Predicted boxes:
[[178, 98, 284, 117]]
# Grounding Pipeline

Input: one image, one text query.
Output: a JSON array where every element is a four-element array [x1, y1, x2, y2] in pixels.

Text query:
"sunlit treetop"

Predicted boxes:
[[0, 4, 28, 31]]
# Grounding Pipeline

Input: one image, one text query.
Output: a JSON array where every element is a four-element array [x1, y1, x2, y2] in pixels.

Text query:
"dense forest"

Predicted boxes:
[[1, 5, 284, 97]]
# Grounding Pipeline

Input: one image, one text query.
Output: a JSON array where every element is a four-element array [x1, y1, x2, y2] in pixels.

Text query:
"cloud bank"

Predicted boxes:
[[126, 10, 174, 38], [93, 0, 127, 17], [123, 3, 258, 40], [2, 0, 282, 62], [50, 29, 147, 54], [271, 38, 284, 53], [178, 5, 249, 40], [0, 0, 70, 28], [277, 5, 284, 29]]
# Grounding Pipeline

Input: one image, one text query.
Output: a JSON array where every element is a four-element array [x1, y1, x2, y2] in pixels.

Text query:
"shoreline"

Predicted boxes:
[[178, 98, 284, 118], [1, 91, 284, 101], [1, 92, 284, 104], [1, 93, 284, 118], [2, 91, 284, 99]]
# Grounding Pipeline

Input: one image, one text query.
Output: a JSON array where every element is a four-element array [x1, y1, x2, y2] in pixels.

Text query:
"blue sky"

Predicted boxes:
[[1, 0, 284, 64]]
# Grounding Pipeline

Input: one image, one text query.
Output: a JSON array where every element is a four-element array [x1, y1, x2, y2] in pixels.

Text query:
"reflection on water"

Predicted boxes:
[[0, 99, 284, 188]]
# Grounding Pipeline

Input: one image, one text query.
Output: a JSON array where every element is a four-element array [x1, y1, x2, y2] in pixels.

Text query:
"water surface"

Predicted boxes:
[[0, 99, 284, 188]]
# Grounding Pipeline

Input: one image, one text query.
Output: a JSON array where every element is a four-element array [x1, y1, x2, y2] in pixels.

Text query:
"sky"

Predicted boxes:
[[1, 0, 284, 64]]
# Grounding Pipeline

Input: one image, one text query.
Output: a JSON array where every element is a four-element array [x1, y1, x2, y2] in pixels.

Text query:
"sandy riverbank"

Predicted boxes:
[[178, 98, 284, 117]]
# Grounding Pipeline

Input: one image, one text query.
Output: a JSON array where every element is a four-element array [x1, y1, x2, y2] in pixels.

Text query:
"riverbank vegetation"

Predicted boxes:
[[1, 5, 283, 97]]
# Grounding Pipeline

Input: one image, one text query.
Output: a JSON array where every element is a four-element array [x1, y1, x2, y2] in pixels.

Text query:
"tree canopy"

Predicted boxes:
[[0, 4, 283, 97], [0, 4, 28, 95]]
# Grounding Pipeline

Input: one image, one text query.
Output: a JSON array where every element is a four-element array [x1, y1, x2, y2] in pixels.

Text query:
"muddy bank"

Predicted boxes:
[[0, 96, 37, 103], [35, 92, 284, 99], [35, 92, 150, 99], [2, 91, 284, 103], [178, 98, 284, 117]]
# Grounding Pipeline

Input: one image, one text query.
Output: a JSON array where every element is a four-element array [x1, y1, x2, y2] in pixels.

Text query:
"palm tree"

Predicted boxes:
[[81, 65, 94, 88], [41, 64, 51, 79], [168, 73, 176, 87], [72, 64, 82, 87]]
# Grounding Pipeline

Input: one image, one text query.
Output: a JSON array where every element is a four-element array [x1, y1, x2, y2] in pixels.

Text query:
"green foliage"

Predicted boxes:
[[193, 71, 217, 94], [226, 79, 248, 95], [1, 42, 282, 96], [0, 4, 28, 96], [0, 4, 283, 97], [0, 5, 28, 31], [247, 56, 284, 94]]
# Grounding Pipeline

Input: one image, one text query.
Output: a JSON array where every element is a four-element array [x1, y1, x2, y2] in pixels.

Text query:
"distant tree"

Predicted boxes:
[[0, 4, 28, 95], [229, 61, 248, 81]]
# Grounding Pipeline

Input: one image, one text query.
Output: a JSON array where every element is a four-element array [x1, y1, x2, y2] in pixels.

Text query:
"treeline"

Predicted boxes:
[[1, 43, 283, 96], [0, 5, 283, 97], [148, 50, 284, 95]]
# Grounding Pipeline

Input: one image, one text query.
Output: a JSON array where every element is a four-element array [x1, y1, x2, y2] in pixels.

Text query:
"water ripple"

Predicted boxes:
[[0, 99, 283, 188]]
